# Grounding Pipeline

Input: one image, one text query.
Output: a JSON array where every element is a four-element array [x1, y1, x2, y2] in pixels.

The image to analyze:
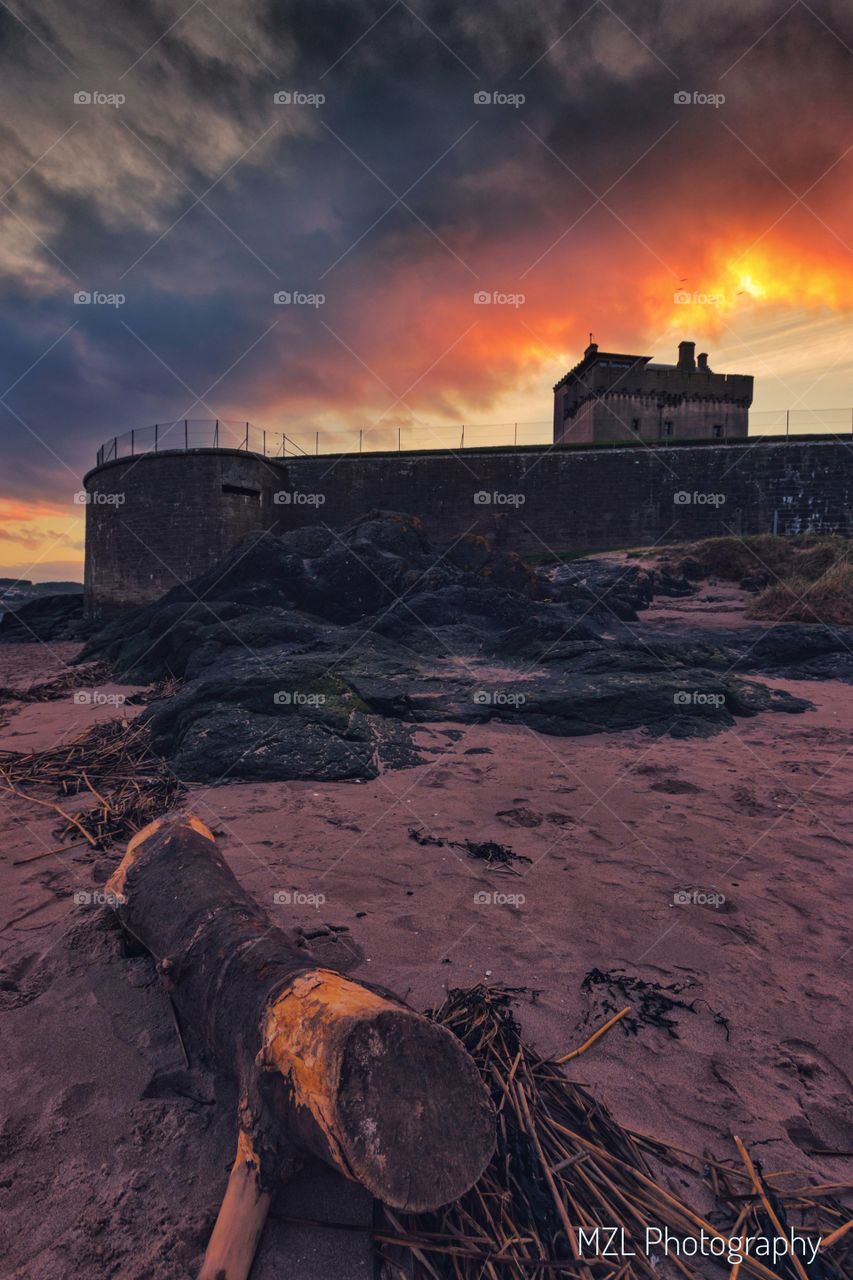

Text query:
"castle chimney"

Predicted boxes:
[[697, 351, 709, 372], [585, 340, 599, 358], [678, 340, 696, 372]]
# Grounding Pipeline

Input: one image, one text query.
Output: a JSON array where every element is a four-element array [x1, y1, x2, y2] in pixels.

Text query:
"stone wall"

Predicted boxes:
[[557, 394, 750, 444], [84, 436, 853, 616], [83, 450, 283, 617]]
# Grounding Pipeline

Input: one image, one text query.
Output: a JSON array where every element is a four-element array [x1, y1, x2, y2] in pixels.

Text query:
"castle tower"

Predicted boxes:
[[552, 340, 753, 445]]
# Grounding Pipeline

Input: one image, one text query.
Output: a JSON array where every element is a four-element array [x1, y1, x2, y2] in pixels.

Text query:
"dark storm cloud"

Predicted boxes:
[[1, 0, 852, 530]]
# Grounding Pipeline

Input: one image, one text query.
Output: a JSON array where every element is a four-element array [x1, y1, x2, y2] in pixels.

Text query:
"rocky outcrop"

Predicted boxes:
[[79, 513, 835, 784], [0, 593, 86, 643]]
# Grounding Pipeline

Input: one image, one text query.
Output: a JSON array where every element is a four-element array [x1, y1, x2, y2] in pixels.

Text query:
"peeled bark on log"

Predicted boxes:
[[106, 815, 495, 1219]]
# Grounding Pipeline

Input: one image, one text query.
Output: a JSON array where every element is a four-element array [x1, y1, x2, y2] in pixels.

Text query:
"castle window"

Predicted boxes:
[[661, 421, 674, 437], [713, 424, 723, 439], [631, 418, 641, 433]]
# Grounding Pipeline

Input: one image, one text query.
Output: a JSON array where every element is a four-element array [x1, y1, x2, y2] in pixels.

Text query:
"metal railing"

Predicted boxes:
[[96, 420, 265, 466], [748, 406, 853, 436], [94, 408, 853, 467], [94, 419, 560, 464]]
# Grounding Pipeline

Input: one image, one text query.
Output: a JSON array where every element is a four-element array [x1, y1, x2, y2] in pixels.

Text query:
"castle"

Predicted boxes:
[[82, 342, 850, 618], [553, 341, 753, 444]]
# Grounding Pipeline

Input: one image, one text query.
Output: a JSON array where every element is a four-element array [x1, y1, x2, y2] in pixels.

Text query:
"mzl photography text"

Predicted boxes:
[[577, 1225, 822, 1267]]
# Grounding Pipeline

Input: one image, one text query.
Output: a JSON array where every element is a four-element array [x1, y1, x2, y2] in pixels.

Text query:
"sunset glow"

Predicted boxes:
[[3, 0, 853, 577]]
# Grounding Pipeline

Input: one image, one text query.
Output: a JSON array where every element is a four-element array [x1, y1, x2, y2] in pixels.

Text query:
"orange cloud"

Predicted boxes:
[[0, 498, 84, 579]]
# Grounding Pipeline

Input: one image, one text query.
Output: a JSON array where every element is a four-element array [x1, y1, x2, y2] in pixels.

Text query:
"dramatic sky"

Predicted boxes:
[[2, 0, 853, 579]]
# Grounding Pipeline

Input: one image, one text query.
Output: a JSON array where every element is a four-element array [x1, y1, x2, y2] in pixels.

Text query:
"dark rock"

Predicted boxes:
[[543, 560, 693, 619], [79, 515, 825, 784], [650, 569, 695, 598], [736, 623, 845, 668], [157, 705, 377, 784], [496, 807, 543, 828], [0, 593, 86, 643], [679, 557, 705, 581], [141, 652, 423, 783], [740, 573, 770, 593], [446, 534, 542, 596], [649, 779, 702, 795]]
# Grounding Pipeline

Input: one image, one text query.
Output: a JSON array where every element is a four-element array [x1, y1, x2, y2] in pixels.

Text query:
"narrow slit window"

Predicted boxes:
[[221, 484, 261, 499]]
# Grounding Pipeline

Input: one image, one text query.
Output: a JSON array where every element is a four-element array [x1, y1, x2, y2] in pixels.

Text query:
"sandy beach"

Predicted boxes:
[[0, 582, 851, 1279]]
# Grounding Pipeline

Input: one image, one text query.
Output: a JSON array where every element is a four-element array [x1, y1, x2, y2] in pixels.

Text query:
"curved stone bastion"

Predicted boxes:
[[83, 436, 853, 618]]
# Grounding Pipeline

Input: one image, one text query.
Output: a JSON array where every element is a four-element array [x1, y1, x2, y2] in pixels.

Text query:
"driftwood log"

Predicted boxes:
[[106, 815, 495, 1279]]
